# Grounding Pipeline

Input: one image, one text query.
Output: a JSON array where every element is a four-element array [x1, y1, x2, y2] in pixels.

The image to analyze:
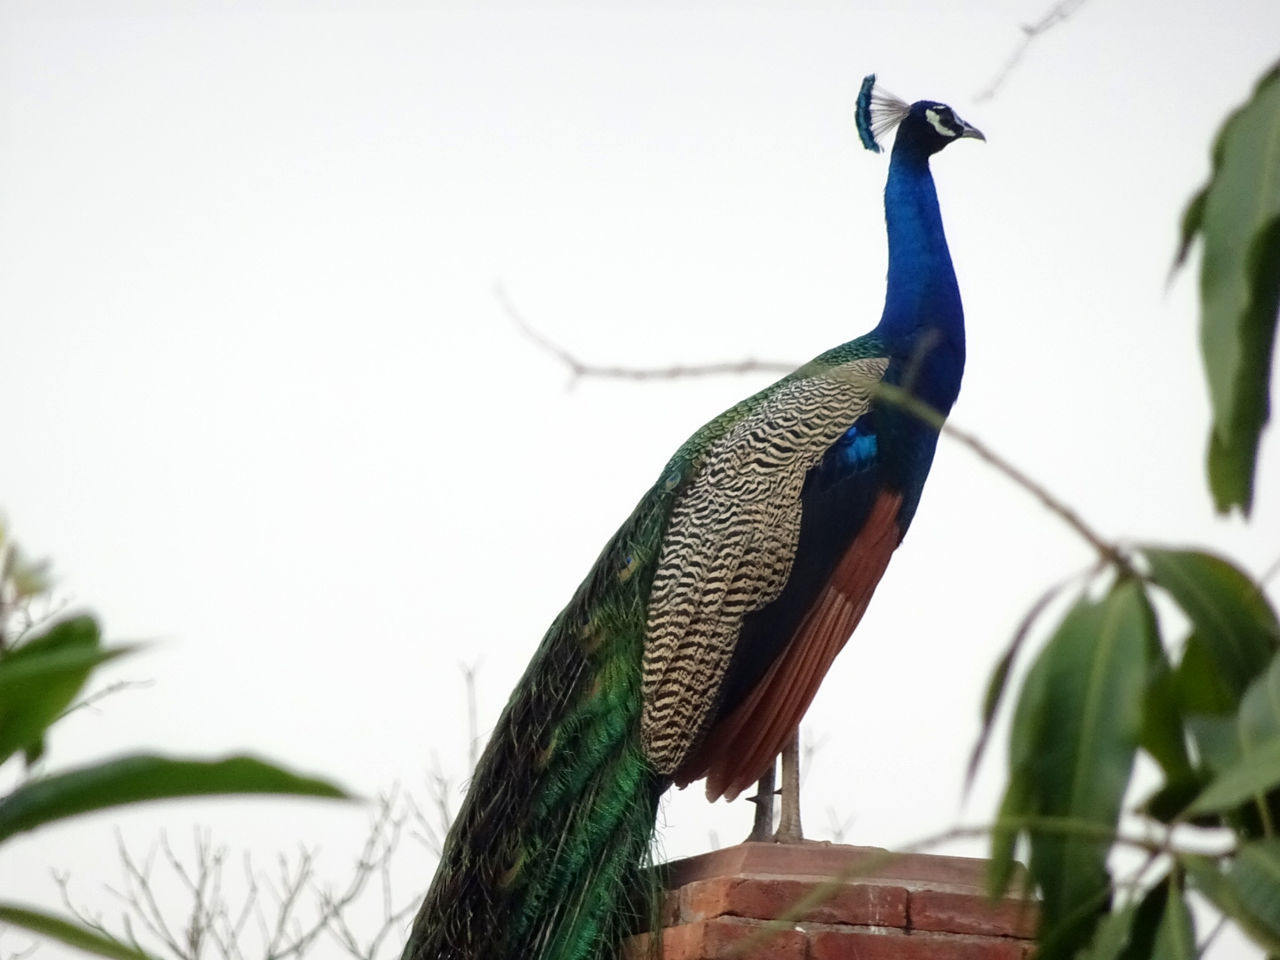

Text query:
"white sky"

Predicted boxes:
[[3, 2, 1279, 958]]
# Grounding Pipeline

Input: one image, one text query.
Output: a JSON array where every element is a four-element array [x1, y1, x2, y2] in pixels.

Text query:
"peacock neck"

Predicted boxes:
[[858, 141, 967, 530], [877, 147, 964, 359]]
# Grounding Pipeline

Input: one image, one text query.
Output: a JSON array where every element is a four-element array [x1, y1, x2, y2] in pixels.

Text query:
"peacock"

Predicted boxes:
[[402, 76, 983, 960]]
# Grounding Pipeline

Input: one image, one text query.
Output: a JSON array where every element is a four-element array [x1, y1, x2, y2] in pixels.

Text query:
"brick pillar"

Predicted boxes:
[[627, 842, 1037, 960]]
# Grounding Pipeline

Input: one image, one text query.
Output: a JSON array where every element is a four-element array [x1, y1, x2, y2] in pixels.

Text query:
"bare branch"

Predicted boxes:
[[462, 661, 480, 774], [0, 933, 39, 960], [54, 868, 111, 939], [495, 284, 794, 387], [109, 831, 187, 958], [875, 382, 1132, 575], [1262, 552, 1280, 586], [503, 291, 1133, 576], [58, 678, 154, 721], [261, 848, 314, 960], [975, 0, 1090, 102], [48, 788, 432, 960], [825, 808, 856, 845], [408, 756, 461, 860]]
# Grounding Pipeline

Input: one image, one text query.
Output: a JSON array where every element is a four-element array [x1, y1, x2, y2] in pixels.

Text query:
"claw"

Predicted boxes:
[[745, 763, 776, 842], [774, 729, 804, 843]]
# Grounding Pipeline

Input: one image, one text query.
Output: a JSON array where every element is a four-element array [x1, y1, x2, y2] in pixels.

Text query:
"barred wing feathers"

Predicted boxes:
[[640, 355, 889, 794]]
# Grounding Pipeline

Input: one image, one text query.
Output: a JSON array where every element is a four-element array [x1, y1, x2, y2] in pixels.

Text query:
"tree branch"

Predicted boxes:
[[501, 299, 1131, 573], [495, 285, 793, 387], [874, 383, 1131, 574], [975, 0, 1091, 102]]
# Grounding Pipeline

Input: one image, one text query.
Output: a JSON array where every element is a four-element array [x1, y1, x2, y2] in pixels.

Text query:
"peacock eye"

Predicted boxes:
[[924, 107, 959, 138]]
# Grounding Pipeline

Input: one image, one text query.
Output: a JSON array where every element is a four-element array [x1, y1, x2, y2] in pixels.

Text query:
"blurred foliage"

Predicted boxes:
[[0, 523, 351, 960], [987, 60, 1280, 960], [1175, 60, 1280, 516]]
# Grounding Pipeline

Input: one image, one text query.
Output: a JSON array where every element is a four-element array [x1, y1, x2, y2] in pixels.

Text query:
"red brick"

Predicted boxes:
[[629, 918, 806, 960], [646, 843, 1039, 959], [809, 928, 1029, 960], [910, 889, 1038, 938], [679, 875, 908, 928], [662, 842, 1029, 896], [799, 880, 908, 928]]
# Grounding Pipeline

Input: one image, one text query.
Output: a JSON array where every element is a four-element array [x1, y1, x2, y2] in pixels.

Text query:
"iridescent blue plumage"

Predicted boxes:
[[855, 74, 881, 152], [403, 78, 982, 960], [823, 423, 880, 483]]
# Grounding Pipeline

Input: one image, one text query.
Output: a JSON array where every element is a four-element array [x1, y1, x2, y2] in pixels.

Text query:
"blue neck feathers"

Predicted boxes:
[[874, 140, 966, 420]]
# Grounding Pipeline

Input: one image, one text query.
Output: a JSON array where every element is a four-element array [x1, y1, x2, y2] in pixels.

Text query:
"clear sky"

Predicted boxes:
[[3, 2, 1279, 958]]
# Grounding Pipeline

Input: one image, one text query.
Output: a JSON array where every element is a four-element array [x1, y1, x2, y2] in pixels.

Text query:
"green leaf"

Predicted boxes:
[[1116, 879, 1170, 960], [1188, 651, 1280, 815], [1175, 634, 1238, 715], [1182, 61, 1280, 514], [997, 579, 1153, 957], [0, 754, 352, 842], [0, 612, 98, 662], [1143, 547, 1279, 702], [989, 590, 1059, 898], [989, 774, 1033, 899], [1185, 712, 1242, 771], [1173, 185, 1209, 270], [0, 902, 160, 960], [967, 574, 1076, 796], [1139, 620, 1194, 781], [1186, 739, 1280, 815], [1150, 878, 1196, 960], [1182, 849, 1280, 954], [0, 616, 135, 767], [1077, 902, 1137, 960], [1234, 840, 1280, 938], [1140, 776, 1210, 825]]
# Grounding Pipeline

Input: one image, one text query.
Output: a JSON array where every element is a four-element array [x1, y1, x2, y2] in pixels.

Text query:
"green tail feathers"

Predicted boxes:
[[402, 492, 674, 960]]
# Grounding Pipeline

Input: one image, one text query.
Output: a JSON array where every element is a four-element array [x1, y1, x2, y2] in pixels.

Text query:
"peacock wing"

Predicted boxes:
[[639, 356, 888, 781], [684, 487, 903, 800]]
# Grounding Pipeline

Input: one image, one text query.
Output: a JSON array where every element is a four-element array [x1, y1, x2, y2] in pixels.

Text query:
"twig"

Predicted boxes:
[[54, 869, 110, 939], [824, 807, 855, 845], [0, 934, 39, 960], [461, 661, 480, 773], [495, 284, 793, 387], [58, 679, 154, 721], [502, 296, 1130, 573], [314, 793, 419, 960], [975, 0, 1091, 102], [875, 383, 1132, 574], [1262, 552, 1280, 586], [262, 849, 313, 960], [963, 565, 1098, 798], [109, 831, 186, 958], [68, 800, 427, 960]]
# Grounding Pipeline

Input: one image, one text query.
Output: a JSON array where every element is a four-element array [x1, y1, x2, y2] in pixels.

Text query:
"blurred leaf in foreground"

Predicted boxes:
[[0, 753, 352, 843], [1175, 61, 1280, 515], [992, 578, 1152, 958]]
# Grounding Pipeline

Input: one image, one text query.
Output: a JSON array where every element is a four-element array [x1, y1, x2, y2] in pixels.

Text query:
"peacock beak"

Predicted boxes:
[[960, 121, 986, 142]]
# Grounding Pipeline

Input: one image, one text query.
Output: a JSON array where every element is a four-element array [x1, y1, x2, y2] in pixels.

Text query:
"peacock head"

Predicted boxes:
[[855, 75, 984, 157]]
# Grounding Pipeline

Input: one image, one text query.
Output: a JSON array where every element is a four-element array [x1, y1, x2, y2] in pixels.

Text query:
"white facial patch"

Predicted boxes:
[[925, 108, 957, 138]]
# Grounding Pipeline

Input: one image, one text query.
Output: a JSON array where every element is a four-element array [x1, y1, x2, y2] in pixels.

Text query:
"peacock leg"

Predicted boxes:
[[774, 728, 804, 843], [746, 761, 776, 842]]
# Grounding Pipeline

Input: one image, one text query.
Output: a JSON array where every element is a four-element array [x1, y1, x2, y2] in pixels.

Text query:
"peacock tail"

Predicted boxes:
[[402, 76, 982, 960], [400, 484, 670, 960]]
